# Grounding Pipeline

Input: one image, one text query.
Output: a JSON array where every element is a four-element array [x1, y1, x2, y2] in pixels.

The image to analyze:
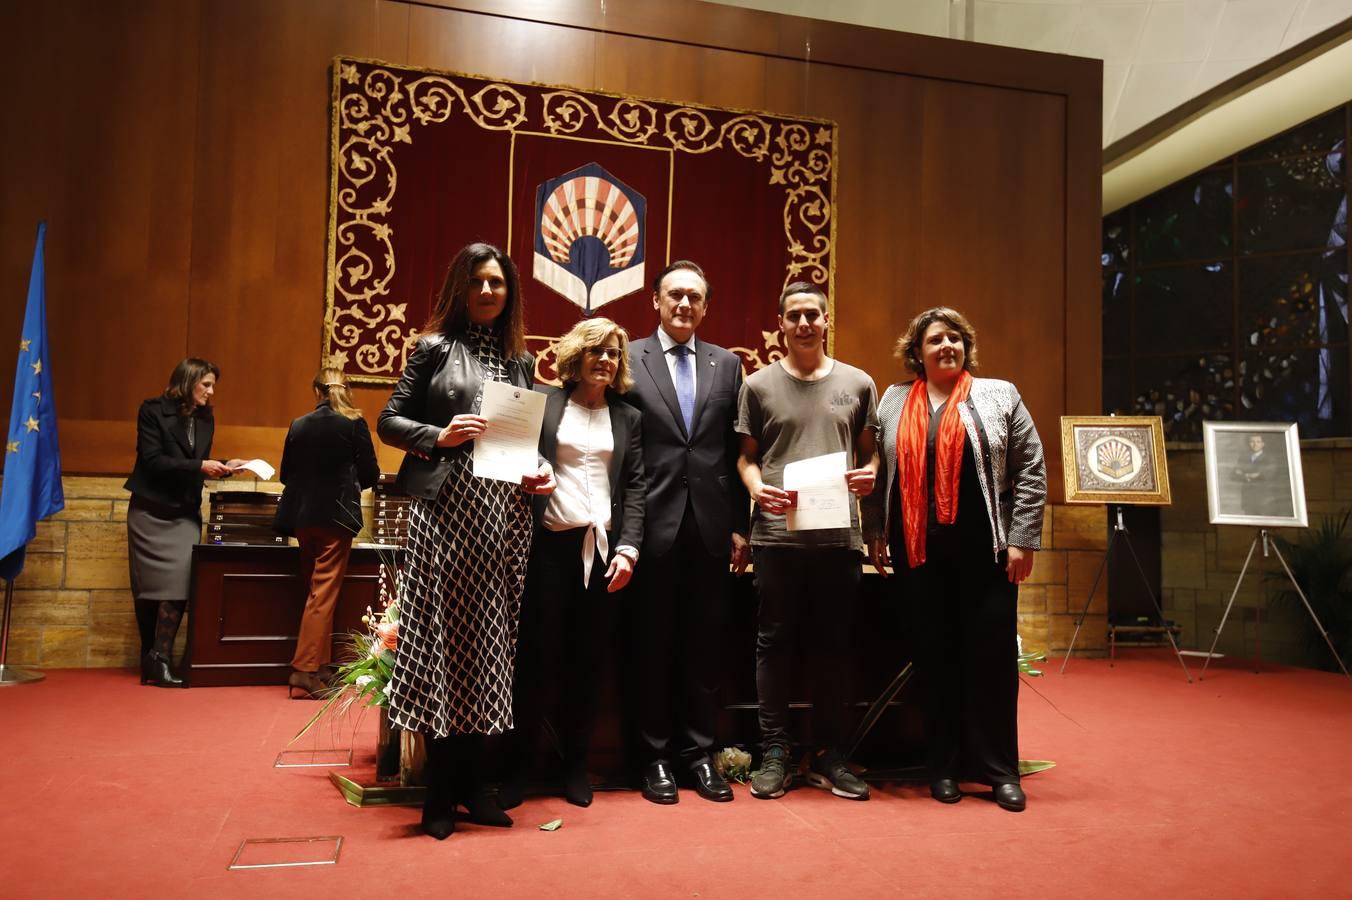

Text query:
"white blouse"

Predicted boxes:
[[544, 399, 636, 585]]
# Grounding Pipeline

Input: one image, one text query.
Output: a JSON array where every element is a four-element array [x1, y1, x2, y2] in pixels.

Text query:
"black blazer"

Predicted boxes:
[[123, 397, 216, 517], [533, 385, 645, 554], [377, 332, 537, 500], [623, 333, 749, 557], [274, 402, 380, 536]]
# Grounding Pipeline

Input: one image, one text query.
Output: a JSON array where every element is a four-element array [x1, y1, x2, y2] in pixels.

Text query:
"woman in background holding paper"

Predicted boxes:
[[377, 242, 555, 839], [273, 368, 379, 700], [499, 317, 645, 811], [124, 357, 245, 687], [863, 307, 1046, 812]]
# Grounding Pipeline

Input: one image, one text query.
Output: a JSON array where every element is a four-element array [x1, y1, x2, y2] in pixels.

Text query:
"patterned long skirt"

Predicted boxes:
[[386, 457, 533, 737]]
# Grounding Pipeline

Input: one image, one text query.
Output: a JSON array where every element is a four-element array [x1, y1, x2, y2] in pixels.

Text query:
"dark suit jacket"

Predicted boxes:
[[534, 385, 645, 553], [623, 332, 749, 558], [274, 402, 381, 536], [123, 396, 216, 517], [377, 332, 537, 500]]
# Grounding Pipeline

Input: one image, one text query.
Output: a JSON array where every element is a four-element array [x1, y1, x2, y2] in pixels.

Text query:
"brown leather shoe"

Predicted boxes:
[[287, 669, 329, 700]]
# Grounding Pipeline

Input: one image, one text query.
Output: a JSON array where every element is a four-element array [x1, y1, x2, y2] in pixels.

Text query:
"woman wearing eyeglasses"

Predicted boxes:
[[499, 317, 646, 810]]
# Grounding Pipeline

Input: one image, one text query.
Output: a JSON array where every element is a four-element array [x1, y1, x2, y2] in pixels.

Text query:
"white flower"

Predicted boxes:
[[1016, 633, 1025, 656], [355, 674, 375, 687]]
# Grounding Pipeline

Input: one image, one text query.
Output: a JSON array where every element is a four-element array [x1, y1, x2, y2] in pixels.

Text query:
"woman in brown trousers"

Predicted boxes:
[[274, 367, 380, 698]]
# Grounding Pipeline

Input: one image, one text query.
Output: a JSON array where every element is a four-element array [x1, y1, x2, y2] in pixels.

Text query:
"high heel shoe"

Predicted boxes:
[[287, 669, 329, 700], [142, 651, 183, 688]]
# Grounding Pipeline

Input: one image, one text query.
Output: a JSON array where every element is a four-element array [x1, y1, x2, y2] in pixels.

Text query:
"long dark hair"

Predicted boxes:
[[163, 357, 220, 416], [423, 242, 526, 357]]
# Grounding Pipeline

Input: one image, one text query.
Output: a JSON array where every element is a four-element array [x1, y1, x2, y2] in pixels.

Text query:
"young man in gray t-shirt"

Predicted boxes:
[[735, 281, 879, 801]]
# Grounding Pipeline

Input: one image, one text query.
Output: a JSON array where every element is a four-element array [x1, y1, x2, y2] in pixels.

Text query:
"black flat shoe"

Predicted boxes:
[[993, 783, 1026, 812], [640, 761, 678, 805], [689, 761, 733, 802], [930, 778, 961, 804], [142, 651, 183, 688]]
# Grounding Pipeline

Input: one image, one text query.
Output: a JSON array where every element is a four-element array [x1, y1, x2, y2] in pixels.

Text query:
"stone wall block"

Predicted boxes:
[[39, 626, 89, 666], [1051, 505, 1107, 550], [64, 521, 131, 589], [61, 476, 131, 500], [10, 590, 90, 626], [52, 499, 113, 520], [13, 553, 63, 589]]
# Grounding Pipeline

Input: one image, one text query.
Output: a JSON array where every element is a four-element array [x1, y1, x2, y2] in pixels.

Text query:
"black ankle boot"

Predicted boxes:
[[142, 651, 183, 688]]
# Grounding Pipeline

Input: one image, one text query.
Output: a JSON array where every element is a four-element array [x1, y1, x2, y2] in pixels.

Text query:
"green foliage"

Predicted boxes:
[[1270, 509, 1352, 672]]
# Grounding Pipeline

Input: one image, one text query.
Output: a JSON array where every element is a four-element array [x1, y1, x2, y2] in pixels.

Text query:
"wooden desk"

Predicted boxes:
[[186, 544, 398, 687]]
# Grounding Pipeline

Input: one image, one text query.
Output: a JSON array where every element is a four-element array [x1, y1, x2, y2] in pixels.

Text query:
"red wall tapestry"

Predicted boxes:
[[325, 57, 837, 385]]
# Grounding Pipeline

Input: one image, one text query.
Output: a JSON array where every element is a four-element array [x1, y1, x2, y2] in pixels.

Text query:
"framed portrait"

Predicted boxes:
[[1203, 421, 1308, 528], [1060, 416, 1171, 505]]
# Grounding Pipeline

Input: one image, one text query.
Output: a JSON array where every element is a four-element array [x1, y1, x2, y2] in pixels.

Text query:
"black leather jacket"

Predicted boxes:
[[377, 332, 537, 499]]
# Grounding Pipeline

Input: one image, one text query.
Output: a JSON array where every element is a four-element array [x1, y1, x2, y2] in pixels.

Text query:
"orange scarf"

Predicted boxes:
[[897, 371, 972, 568]]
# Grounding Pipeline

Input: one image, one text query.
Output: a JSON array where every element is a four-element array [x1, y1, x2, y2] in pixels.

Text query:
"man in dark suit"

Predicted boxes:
[[1232, 433, 1294, 518], [624, 260, 750, 804]]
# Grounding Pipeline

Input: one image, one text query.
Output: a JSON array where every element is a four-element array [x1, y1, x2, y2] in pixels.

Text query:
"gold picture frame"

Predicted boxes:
[[1060, 416, 1171, 506]]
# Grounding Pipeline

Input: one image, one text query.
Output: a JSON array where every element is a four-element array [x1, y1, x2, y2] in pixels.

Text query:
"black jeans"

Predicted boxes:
[[752, 546, 861, 756], [895, 538, 1020, 785]]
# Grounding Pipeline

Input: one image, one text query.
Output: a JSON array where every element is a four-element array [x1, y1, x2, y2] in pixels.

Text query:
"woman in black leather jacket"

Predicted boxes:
[[124, 358, 243, 686], [377, 242, 554, 839]]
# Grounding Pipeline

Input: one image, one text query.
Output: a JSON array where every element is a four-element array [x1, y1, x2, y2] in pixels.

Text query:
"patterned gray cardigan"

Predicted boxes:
[[861, 377, 1047, 563]]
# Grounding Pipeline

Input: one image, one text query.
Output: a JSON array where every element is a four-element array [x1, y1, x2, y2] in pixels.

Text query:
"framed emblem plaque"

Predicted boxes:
[[1060, 416, 1171, 506]]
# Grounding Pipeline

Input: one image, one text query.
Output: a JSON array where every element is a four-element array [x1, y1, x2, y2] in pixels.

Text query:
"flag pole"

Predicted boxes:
[[0, 577, 44, 685]]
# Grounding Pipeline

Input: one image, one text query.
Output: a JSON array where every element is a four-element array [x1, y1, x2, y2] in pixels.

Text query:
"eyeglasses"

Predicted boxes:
[[585, 347, 623, 360]]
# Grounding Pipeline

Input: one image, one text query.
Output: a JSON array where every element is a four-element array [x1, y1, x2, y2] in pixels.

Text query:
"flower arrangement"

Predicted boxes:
[[1017, 633, 1045, 677], [713, 746, 753, 783], [291, 563, 400, 742]]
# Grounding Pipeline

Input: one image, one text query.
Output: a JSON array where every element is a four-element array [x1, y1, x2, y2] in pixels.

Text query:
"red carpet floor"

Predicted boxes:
[[2, 652, 1350, 899]]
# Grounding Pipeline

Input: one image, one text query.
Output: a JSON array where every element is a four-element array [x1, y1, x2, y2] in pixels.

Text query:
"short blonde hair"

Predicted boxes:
[[894, 307, 979, 378], [554, 317, 633, 394]]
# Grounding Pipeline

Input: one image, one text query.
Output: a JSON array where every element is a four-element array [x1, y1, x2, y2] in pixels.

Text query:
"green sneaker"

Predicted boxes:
[[750, 748, 791, 799], [807, 749, 870, 800]]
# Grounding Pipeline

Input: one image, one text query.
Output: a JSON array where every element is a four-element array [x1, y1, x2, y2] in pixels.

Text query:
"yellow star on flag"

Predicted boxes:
[[31, 359, 42, 375], [24, 416, 39, 433], [5, 440, 18, 454], [19, 338, 31, 352]]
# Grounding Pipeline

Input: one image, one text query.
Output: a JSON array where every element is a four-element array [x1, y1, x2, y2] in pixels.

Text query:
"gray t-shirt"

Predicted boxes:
[[735, 359, 880, 548]]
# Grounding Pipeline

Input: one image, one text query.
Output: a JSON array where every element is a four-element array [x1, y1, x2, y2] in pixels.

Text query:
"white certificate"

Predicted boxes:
[[236, 459, 275, 480], [783, 451, 851, 531], [473, 381, 546, 483]]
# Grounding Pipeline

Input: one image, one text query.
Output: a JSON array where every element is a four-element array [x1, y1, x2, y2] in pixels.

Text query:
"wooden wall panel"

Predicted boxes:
[[0, 0, 1100, 483], [0, 0, 200, 428]]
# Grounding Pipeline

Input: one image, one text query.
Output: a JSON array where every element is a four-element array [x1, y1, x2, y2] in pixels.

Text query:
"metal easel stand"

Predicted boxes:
[[1061, 505, 1193, 682], [1200, 529, 1352, 683], [0, 577, 45, 686]]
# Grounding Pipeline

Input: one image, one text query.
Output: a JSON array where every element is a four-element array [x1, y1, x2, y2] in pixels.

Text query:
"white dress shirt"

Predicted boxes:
[[656, 327, 698, 389], [543, 398, 637, 585]]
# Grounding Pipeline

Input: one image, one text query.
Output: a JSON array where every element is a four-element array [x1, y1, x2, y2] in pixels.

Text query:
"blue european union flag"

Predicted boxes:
[[0, 223, 64, 581]]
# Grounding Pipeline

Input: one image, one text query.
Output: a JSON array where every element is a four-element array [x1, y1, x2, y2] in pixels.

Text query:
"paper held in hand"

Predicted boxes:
[[783, 451, 851, 531], [235, 459, 276, 480], [473, 380, 546, 483]]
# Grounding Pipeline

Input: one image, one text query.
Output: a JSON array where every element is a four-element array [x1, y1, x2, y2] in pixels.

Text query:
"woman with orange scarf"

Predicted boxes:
[[863, 307, 1046, 812]]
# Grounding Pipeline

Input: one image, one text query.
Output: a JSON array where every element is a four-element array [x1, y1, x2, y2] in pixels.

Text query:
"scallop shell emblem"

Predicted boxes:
[[540, 176, 640, 269], [1090, 436, 1139, 482]]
